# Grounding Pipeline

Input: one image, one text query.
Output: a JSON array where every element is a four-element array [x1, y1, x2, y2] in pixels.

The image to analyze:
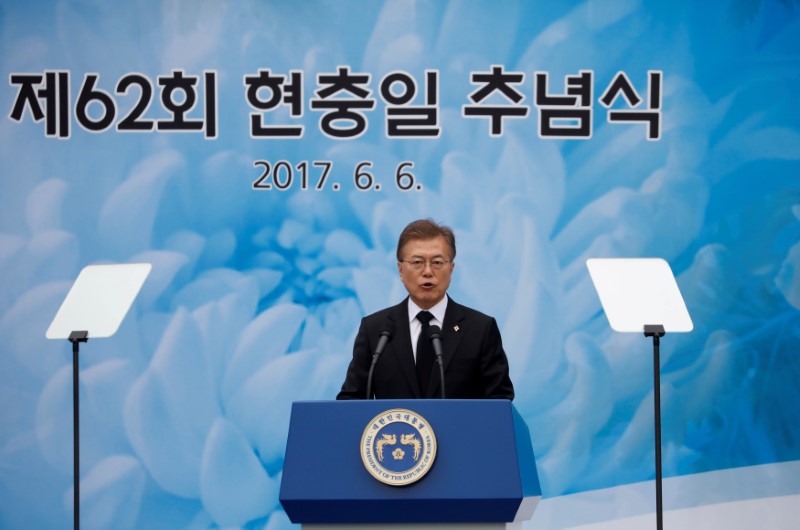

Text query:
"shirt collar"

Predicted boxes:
[[407, 294, 448, 325]]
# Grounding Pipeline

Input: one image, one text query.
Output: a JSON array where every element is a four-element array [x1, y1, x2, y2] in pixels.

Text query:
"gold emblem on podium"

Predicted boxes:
[[360, 408, 437, 486]]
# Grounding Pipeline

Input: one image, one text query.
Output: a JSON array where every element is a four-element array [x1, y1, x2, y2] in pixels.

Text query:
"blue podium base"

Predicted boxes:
[[281, 400, 541, 525], [301, 523, 522, 530]]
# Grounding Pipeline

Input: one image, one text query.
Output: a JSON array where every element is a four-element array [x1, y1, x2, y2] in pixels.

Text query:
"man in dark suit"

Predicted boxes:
[[337, 219, 514, 400]]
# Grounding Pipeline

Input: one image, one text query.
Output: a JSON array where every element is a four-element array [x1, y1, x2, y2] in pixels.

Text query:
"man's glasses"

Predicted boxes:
[[399, 259, 451, 271]]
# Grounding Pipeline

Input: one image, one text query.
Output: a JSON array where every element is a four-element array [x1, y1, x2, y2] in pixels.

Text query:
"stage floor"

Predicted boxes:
[[526, 460, 800, 529]]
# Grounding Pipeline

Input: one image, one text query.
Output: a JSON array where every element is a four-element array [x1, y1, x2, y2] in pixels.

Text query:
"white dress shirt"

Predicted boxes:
[[407, 294, 448, 361]]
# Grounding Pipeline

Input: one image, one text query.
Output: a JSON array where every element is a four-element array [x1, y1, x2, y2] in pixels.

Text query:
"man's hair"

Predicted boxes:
[[396, 219, 456, 261]]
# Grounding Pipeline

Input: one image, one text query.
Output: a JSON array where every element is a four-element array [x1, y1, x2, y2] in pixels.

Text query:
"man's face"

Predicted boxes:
[[397, 235, 455, 309]]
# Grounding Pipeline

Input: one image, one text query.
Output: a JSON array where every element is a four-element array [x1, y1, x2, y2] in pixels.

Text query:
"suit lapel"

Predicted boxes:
[[386, 298, 422, 398], [426, 298, 466, 398]]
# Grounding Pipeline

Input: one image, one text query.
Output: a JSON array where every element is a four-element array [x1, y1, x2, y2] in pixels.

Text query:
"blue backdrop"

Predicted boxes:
[[1, 0, 798, 528]]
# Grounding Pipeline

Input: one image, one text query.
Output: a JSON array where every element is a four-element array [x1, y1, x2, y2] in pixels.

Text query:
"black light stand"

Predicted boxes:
[[644, 324, 665, 530], [46, 263, 152, 530], [68, 330, 88, 530], [587, 258, 692, 530]]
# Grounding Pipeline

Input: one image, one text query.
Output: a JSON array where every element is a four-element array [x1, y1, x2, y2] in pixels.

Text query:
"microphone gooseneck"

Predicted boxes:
[[427, 325, 445, 399], [366, 328, 392, 399]]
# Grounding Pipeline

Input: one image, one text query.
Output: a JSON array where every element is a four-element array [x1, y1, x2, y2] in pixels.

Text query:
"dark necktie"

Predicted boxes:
[[415, 311, 435, 396]]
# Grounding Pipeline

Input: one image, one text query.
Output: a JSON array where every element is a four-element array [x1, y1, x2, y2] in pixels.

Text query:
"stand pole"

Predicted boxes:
[[644, 324, 665, 530], [68, 331, 88, 530]]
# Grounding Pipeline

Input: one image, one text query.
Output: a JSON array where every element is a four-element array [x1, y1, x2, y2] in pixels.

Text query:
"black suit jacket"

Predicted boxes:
[[336, 297, 514, 400]]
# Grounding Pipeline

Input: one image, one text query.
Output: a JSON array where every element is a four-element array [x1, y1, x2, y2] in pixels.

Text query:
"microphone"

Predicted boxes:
[[427, 325, 445, 399], [366, 327, 393, 399]]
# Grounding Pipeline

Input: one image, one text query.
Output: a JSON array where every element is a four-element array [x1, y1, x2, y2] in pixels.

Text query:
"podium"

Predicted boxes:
[[280, 400, 540, 529]]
